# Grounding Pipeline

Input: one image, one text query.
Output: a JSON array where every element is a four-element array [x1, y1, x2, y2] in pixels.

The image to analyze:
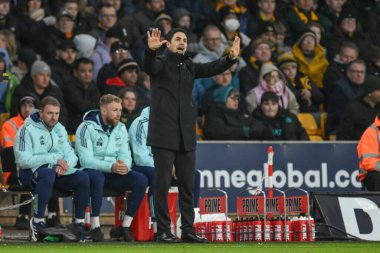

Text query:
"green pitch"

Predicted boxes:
[[1, 242, 380, 253]]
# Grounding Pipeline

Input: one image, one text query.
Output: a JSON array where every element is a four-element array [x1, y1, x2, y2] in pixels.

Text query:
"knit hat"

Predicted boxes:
[[212, 86, 234, 104], [297, 30, 317, 45], [19, 95, 37, 106], [277, 52, 299, 70], [30, 60, 51, 76], [73, 34, 97, 58], [56, 9, 73, 21], [337, 8, 357, 25], [257, 22, 276, 37], [363, 75, 380, 95], [110, 41, 130, 53], [251, 38, 272, 53], [106, 24, 128, 42], [118, 59, 139, 75], [18, 48, 37, 69], [58, 40, 77, 51], [154, 12, 173, 23]]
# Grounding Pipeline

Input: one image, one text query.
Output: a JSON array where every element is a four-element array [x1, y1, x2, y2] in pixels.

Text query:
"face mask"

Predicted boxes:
[[224, 19, 240, 32]]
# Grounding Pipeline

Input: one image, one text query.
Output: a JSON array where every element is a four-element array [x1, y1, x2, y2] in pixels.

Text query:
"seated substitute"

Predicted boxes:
[[75, 94, 148, 242], [14, 96, 90, 242]]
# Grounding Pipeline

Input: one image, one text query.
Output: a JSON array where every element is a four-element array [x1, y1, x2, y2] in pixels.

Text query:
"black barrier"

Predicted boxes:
[[311, 192, 380, 241]]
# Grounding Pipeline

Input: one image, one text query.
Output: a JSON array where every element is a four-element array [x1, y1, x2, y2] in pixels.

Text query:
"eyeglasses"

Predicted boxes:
[[348, 69, 365, 74], [123, 97, 136, 101], [206, 37, 221, 42], [228, 95, 240, 101], [114, 49, 128, 54]]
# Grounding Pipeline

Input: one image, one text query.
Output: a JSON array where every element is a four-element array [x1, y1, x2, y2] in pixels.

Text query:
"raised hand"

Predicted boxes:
[[147, 28, 168, 51], [229, 36, 241, 60]]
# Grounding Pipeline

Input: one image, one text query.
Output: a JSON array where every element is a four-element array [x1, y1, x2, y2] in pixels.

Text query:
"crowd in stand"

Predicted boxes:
[[2, 0, 380, 241], [0, 0, 380, 142]]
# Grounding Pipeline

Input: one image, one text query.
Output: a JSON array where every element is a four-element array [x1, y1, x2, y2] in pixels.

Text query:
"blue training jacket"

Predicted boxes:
[[14, 110, 78, 175], [75, 109, 132, 172], [129, 107, 154, 167]]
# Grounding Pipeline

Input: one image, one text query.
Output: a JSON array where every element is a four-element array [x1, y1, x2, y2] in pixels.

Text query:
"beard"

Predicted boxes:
[[105, 116, 119, 127]]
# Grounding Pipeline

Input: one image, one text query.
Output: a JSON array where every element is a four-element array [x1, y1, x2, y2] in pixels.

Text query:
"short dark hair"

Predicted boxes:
[[74, 57, 93, 70], [347, 59, 366, 71], [166, 28, 188, 42], [39, 96, 60, 110], [260, 91, 279, 105], [340, 42, 359, 55]]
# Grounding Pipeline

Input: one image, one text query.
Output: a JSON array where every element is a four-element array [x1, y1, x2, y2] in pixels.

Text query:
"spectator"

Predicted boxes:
[[326, 59, 366, 136], [218, 10, 251, 50], [0, 0, 19, 38], [193, 25, 226, 64], [245, 63, 299, 114], [97, 41, 130, 95], [133, 0, 165, 36], [292, 30, 329, 89], [273, 20, 292, 55], [0, 29, 17, 62], [14, 96, 90, 242], [11, 60, 68, 126], [323, 42, 358, 99], [203, 86, 252, 140], [249, 0, 282, 40], [327, 8, 372, 61], [11, 48, 37, 83], [75, 94, 149, 242], [62, 57, 100, 134], [48, 39, 77, 88], [154, 12, 172, 35], [0, 50, 19, 113], [118, 87, 140, 130], [89, 3, 118, 42], [73, 33, 97, 58], [286, 0, 332, 42], [337, 75, 380, 140], [62, 0, 93, 34], [118, 59, 150, 110], [278, 52, 324, 115], [44, 9, 76, 59], [239, 38, 272, 96], [172, 7, 198, 57], [319, 0, 347, 25], [250, 91, 309, 140], [364, 46, 380, 78]]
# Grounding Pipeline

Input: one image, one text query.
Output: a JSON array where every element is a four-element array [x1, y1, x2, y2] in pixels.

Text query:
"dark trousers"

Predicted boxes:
[[152, 147, 195, 235], [364, 171, 380, 191], [18, 166, 90, 219], [83, 169, 148, 218]]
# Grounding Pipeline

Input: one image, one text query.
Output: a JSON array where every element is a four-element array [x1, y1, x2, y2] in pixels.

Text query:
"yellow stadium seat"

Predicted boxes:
[[297, 113, 320, 135]]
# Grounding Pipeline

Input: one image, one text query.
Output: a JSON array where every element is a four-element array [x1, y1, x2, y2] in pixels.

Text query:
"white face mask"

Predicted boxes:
[[224, 19, 240, 32]]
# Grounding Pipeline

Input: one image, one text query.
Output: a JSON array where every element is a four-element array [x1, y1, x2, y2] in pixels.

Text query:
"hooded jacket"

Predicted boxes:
[[75, 110, 132, 172], [14, 110, 77, 174], [245, 64, 299, 114], [128, 107, 154, 167]]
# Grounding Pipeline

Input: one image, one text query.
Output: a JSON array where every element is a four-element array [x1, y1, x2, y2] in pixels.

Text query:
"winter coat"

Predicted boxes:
[[14, 111, 78, 174], [292, 43, 329, 89], [75, 110, 133, 172], [250, 107, 309, 141], [128, 107, 154, 167], [203, 105, 252, 140], [62, 77, 100, 134], [337, 98, 380, 140], [143, 49, 236, 151]]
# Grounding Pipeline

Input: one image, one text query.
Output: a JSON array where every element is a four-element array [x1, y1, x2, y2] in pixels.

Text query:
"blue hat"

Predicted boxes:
[[212, 86, 234, 104]]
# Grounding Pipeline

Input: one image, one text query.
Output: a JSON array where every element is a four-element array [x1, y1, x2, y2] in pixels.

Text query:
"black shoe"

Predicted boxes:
[[90, 227, 104, 242], [30, 220, 46, 242], [109, 226, 134, 242], [181, 232, 208, 243], [46, 215, 61, 228], [15, 215, 29, 230], [67, 223, 85, 242], [156, 232, 178, 243]]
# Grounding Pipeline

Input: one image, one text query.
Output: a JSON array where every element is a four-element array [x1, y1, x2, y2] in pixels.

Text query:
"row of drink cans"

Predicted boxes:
[[195, 216, 315, 242]]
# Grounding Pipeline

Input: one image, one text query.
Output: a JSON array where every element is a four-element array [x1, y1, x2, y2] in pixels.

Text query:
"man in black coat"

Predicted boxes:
[[143, 27, 240, 243]]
